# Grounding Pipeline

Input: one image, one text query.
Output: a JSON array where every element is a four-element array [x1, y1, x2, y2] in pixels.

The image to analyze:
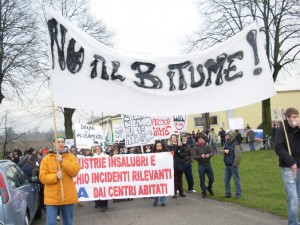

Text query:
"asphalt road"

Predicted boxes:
[[32, 192, 286, 225]]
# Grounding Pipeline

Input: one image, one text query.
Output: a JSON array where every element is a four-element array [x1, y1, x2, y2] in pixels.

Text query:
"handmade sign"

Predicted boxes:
[[122, 115, 154, 147], [152, 115, 187, 140], [75, 152, 174, 200], [74, 123, 103, 148], [47, 9, 276, 116], [113, 123, 125, 142]]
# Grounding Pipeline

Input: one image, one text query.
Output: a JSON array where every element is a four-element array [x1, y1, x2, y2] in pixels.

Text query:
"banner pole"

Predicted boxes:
[[51, 100, 65, 202], [274, 93, 292, 156]]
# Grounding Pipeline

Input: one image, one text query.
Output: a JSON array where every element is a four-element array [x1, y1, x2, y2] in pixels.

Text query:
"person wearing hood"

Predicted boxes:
[[39, 136, 81, 225], [275, 107, 300, 225], [18, 147, 37, 177], [220, 130, 242, 199], [192, 134, 214, 198]]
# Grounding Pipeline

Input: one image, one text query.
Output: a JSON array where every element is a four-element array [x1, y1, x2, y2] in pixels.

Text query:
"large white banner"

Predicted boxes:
[[75, 153, 174, 201], [74, 123, 103, 148], [47, 9, 276, 116]]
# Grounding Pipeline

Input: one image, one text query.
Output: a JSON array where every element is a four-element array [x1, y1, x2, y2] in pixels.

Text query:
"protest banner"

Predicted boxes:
[[75, 152, 174, 200], [122, 115, 154, 147], [75, 123, 103, 148], [47, 9, 276, 116]]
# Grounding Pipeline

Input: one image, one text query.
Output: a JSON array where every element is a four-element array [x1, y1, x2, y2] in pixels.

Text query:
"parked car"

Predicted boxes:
[[0, 160, 42, 225]]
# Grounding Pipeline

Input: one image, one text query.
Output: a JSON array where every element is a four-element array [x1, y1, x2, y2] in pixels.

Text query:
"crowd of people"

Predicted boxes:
[[2, 128, 245, 225], [4, 112, 300, 225]]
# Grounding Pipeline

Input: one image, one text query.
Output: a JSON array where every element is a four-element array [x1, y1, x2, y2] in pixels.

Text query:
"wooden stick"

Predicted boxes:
[[275, 94, 292, 156], [51, 101, 65, 202]]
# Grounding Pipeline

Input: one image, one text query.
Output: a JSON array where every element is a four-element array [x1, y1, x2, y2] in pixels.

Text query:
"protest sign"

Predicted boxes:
[[229, 118, 244, 130], [75, 152, 174, 200], [65, 139, 74, 150], [122, 115, 154, 147], [152, 115, 187, 140], [75, 123, 103, 148], [113, 123, 125, 142]]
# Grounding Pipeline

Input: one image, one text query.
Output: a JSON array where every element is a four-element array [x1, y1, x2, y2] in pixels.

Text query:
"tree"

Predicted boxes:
[[36, 0, 114, 139], [185, 0, 300, 136], [0, 111, 26, 157], [0, 0, 41, 105]]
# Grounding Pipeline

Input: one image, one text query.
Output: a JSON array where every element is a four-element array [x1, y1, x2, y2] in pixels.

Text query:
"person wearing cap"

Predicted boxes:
[[220, 130, 242, 199], [192, 134, 214, 198], [274, 107, 300, 225], [39, 136, 81, 225]]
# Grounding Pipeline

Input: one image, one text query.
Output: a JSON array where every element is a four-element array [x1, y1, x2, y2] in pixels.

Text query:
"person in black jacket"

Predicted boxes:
[[275, 107, 300, 225], [167, 134, 188, 198]]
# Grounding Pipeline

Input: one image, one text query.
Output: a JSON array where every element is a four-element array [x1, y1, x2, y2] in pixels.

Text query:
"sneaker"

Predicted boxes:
[[153, 202, 157, 206], [161, 203, 166, 207], [187, 190, 196, 193], [57, 215, 60, 221], [180, 194, 186, 197], [202, 192, 208, 198], [172, 195, 177, 199]]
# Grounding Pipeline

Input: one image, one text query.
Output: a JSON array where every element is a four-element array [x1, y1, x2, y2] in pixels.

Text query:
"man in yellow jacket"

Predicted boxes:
[[39, 136, 81, 225]]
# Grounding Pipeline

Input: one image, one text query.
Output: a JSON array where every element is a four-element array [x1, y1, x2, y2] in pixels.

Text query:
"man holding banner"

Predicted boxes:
[[275, 108, 300, 225], [39, 136, 81, 225]]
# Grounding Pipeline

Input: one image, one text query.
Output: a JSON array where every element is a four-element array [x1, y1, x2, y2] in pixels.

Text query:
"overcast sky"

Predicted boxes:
[[2, 0, 299, 133], [89, 0, 200, 56]]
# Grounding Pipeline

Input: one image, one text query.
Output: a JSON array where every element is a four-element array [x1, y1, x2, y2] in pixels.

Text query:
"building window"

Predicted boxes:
[[194, 115, 218, 127]]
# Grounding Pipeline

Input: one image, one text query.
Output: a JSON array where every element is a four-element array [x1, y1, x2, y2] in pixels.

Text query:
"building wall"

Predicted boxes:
[[186, 90, 300, 134]]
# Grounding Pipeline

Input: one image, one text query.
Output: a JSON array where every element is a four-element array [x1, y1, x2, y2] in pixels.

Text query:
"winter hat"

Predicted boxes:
[[225, 130, 235, 141]]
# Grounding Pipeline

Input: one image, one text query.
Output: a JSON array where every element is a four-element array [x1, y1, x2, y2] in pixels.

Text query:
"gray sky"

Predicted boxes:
[[2, 0, 299, 133], [89, 0, 200, 56]]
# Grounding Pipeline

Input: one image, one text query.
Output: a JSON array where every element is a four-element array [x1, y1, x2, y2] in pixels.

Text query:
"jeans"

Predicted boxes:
[[249, 141, 255, 151], [46, 204, 74, 225], [211, 142, 218, 154], [281, 167, 300, 225], [224, 166, 241, 197], [153, 196, 166, 204], [184, 163, 194, 191], [198, 164, 214, 194]]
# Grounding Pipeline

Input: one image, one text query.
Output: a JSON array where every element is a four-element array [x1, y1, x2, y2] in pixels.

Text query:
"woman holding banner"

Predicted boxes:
[[167, 134, 188, 198]]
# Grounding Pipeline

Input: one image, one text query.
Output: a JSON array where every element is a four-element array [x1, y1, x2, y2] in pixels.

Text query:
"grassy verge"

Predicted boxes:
[[184, 150, 287, 217]]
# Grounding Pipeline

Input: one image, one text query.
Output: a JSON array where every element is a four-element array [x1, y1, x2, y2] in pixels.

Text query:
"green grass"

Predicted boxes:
[[184, 150, 288, 217]]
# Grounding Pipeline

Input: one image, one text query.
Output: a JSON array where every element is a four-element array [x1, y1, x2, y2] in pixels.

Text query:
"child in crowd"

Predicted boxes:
[[152, 141, 167, 207]]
